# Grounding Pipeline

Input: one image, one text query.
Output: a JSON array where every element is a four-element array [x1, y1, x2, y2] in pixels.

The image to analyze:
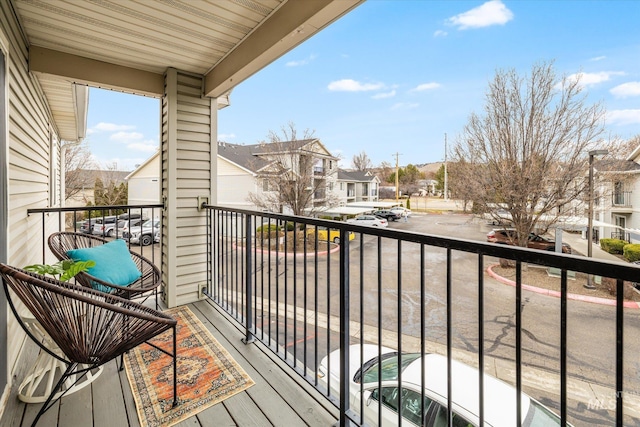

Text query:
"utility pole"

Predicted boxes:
[[444, 133, 448, 201], [393, 152, 401, 202]]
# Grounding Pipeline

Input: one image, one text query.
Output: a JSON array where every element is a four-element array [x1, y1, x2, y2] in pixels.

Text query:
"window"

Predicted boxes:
[[432, 404, 473, 427], [339, 182, 343, 190], [370, 387, 432, 426]]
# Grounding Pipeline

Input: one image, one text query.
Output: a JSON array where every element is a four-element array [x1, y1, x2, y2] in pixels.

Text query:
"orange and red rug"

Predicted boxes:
[[124, 306, 254, 427]]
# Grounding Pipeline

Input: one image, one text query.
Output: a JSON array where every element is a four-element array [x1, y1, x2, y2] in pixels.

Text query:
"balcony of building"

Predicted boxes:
[[3, 204, 640, 426]]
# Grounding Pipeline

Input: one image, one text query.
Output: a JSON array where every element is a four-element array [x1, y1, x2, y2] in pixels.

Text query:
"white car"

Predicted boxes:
[[347, 215, 388, 227], [390, 207, 412, 217], [115, 217, 145, 239], [317, 344, 564, 427]]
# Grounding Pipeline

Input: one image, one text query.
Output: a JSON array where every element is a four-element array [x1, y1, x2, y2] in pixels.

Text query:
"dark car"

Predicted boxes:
[[372, 209, 402, 221], [79, 218, 98, 234], [487, 229, 571, 253]]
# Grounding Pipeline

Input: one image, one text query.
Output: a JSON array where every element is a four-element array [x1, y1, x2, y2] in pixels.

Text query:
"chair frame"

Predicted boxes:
[[48, 231, 161, 308], [0, 263, 177, 426]]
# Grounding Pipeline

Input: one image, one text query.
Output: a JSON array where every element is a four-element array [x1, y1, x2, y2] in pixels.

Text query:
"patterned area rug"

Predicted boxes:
[[124, 306, 254, 427]]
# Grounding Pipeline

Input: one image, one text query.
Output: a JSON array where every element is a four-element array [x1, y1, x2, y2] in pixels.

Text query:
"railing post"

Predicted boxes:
[[243, 213, 255, 344], [339, 228, 350, 426]]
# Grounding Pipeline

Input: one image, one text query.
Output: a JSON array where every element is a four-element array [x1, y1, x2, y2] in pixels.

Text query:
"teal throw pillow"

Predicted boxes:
[[67, 239, 141, 293]]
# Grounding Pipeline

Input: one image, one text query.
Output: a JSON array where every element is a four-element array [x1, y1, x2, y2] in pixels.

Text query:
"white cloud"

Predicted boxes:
[[590, 56, 606, 62], [328, 79, 385, 92], [372, 90, 396, 99], [110, 131, 144, 142], [218, 133, 236, 140], [93, 122, 136, 132], [127, 142, 158, 152], [391, 102, 419, 111], [411, 82, 441, 92], [564, 71, 624, 87], [447, 0, 513, 30], [433, 30, 448, 37], [607, 109, 640, 125], [286, 54, 317, 67], [610, 82, 640, 98]]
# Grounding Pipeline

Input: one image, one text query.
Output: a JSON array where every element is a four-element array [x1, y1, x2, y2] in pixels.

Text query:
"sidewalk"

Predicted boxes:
[[559, 230, 623, 263]]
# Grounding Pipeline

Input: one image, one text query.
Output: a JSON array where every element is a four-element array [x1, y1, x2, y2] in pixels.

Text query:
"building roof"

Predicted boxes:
[[217, 139, 336, 174], [337, 169, 379, 182], [68, 169, 131, 189], [595, 159, 640, 173]]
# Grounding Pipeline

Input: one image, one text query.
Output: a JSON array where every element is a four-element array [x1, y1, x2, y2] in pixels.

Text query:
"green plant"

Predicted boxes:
[[600, 238, 626, 254], [623, 244, 640, 262], [24, 259, 95, 282], [257, 224, 280, 233]]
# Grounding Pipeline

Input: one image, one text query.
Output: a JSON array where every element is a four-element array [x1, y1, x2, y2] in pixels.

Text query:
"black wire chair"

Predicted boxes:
[[0, 263, 177, 426]]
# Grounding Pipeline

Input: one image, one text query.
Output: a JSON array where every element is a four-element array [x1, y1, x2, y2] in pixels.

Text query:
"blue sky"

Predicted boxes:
[[86, 0, 640, 171]]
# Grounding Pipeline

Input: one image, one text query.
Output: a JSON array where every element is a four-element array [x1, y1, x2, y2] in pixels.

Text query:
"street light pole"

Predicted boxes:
[[585, 149, 608, 289]]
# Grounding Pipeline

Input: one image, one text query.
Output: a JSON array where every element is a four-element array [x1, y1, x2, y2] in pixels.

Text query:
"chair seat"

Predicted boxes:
[[0, 263, 177, 426], [47, 231, 161, 307]]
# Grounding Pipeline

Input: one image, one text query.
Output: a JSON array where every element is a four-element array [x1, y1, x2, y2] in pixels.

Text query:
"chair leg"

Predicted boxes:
[[172, 323, 177, 407], [31, 362, 78, 427]]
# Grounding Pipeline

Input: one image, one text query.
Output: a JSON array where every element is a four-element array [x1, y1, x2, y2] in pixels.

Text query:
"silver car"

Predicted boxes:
[[122, 219, 160, 246]]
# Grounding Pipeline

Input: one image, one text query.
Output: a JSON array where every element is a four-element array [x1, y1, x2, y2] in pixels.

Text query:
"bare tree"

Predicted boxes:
[[247, 123, 339, 216], [63, 141, 96, 201], [375, 161, 394, 185], [451, 61, 610, 246], [91, 163, 129, 214], [352, 151, 373, 171]]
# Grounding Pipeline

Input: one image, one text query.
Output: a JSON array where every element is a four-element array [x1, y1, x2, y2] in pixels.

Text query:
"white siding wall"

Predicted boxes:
[[128, 153, 160, 205], [162, 69, 214, 307], [217, 157, 256, 209], [1, 0, 62, 393]]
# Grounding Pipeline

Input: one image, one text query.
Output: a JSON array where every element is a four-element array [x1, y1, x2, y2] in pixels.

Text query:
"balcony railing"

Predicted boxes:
[[203, 205, 640, 427], [26, 204, 640, 426], [612, 191, 632, 207], [314, 166, 325, 176]]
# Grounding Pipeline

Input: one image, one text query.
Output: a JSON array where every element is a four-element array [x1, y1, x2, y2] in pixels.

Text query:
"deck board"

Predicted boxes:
[[93, 361, 130, 427], [1, 300, 337, 427]]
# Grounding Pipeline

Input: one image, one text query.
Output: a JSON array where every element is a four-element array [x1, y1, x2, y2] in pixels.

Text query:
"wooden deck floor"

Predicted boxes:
[[1, 300, 338, 427]]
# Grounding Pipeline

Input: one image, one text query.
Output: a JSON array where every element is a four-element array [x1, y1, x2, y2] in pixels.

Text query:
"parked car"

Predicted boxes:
[[390, 207, 412, 217], [79, 218, 97, 234], [307, 226, 355, 244], [154, 228, 161, 243], [91, 215, 119, 237], [346, 215, 388, 227], [123, 219, 160, 246], [372, 209, 402, 221], [486, 229, 571, 253], [482, 208, 512, 226], [115, 217, 145, 239], [317, 344, 565, 427]]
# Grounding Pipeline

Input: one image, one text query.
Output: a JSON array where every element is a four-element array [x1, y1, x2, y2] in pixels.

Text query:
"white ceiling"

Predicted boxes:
[[11, 0, 363, 140]]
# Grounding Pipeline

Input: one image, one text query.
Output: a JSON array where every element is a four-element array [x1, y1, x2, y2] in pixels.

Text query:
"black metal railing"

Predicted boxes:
[[203, 204, 640, 427], [611, 231, 631, 242], [612, 191, 632, 207]]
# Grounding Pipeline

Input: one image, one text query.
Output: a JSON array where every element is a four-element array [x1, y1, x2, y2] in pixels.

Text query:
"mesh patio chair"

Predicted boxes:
[[48, 231, 161, 308], [0, 263, 177, 427]]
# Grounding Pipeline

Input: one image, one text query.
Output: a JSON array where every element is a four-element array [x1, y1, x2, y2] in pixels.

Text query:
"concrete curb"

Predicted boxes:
[[487, 263, 640, 309]]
